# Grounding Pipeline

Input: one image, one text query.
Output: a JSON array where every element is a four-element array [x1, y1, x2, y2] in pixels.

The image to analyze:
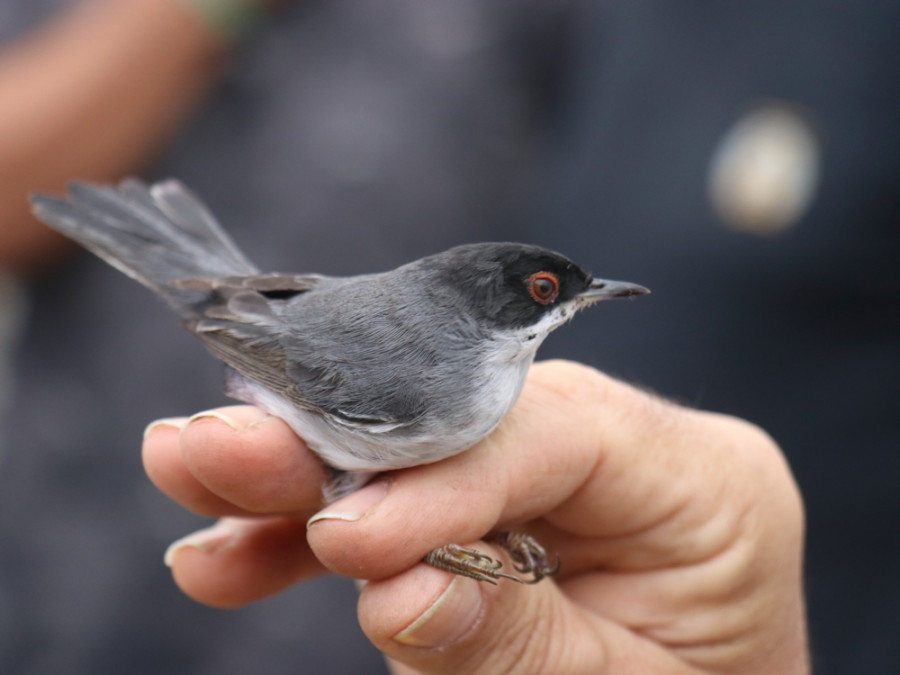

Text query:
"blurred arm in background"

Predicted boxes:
[[0, 0, 231, 274]]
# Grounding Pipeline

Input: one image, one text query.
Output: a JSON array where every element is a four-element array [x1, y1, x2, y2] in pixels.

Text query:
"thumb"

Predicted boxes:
[[357, 554, 690, 675]]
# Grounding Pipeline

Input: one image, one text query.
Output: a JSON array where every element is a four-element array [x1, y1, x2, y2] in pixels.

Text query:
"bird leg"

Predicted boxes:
[[424, 544, 523, 584], [424, 531, 560, 584]]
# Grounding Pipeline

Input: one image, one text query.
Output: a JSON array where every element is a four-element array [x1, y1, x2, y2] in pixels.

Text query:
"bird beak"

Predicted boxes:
[[577, 278, 650, 304]]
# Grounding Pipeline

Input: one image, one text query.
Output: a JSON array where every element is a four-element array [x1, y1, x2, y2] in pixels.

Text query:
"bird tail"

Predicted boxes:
[[30, 178, 259, 317]]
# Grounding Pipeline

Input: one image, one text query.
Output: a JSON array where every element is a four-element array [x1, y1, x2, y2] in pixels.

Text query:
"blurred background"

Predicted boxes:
[[0, 1, 897, 673]]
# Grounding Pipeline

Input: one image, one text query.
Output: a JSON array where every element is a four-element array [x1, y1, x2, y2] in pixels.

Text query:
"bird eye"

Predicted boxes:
[[527, 272, 560, 305]]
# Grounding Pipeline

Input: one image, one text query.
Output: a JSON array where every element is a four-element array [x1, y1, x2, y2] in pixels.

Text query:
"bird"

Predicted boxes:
[[30, 178, 648, 583]]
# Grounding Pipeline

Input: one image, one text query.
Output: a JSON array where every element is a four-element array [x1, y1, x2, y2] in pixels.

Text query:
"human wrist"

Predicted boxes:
[[176, 0, 268, 44]]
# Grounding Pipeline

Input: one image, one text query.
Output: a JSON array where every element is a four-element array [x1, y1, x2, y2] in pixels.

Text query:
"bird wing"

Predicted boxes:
[[169, 272, 324, 296], [179, 274, 423, 431], [178, 274, 322, 413]]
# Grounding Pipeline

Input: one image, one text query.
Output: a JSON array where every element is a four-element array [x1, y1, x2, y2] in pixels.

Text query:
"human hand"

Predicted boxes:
[[144, 360, 808, 674]]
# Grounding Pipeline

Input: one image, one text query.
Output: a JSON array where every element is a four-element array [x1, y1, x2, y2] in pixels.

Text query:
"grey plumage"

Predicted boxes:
[[33, 179, 257, 304], [31, 179, 647, 501]]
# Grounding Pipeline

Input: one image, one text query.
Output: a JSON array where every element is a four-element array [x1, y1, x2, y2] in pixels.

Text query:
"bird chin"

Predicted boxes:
[[574, 295, 607, 310], [518, 302, 578, 348], [553, 300, 583, 327]]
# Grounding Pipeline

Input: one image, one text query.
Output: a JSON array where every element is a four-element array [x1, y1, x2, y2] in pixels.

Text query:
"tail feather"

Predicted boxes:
[[30, 178, 259, 314], [145, 179, 256, 273]]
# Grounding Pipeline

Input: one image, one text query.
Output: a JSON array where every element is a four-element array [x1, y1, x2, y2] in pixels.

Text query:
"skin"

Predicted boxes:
[[0, 0, 229, 274], [144, 360, 809, 674]]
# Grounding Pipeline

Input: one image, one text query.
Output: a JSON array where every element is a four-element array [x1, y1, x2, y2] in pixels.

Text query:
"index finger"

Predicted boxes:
[[143, 406, 327, 517]]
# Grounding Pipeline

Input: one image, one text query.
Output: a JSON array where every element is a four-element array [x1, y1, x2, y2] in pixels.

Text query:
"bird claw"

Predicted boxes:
[[424, 532, 560, 584], [485, 531, 561, 584], [424, 544, 522, 584]]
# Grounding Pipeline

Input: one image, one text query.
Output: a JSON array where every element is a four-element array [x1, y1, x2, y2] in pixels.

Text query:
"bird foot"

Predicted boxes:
[[424, 532, 560, 584]]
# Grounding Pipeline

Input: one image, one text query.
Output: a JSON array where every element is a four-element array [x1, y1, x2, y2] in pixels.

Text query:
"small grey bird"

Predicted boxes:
[[31, 179, 648, 583]]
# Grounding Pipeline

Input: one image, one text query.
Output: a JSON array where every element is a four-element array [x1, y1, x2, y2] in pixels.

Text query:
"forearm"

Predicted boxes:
[[0, 0, 227, 272]]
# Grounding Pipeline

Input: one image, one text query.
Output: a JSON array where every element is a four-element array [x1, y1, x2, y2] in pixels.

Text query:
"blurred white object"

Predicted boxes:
[[709, 103, 820, 235]]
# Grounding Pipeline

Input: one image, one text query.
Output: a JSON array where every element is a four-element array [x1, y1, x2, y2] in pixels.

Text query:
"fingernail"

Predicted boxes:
[[307, 480, 389, 527], [163, 519, 237, 567], [393, 574, 484, 647], [143, 417, 189, 440], [187, 409, 242, 431], [246, 414, 276, 431]]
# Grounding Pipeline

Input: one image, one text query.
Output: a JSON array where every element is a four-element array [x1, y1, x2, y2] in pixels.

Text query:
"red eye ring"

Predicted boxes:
[[527, 271, 560, 305]]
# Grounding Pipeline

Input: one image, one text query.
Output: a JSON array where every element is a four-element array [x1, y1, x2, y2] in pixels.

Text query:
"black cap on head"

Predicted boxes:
[[427, 242, 597, 330]]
